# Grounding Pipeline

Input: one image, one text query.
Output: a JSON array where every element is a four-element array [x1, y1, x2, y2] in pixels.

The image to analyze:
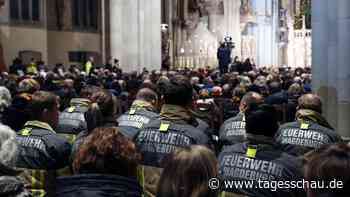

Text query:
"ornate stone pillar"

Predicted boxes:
[[223, 0, 241, 58], [0, 0, 5, 72], [110, 0, 161, 72], [312, 0, 350, 137]]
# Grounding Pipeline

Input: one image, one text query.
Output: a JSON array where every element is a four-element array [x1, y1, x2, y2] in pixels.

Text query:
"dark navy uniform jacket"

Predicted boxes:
[[56, 98, 90, 144], [117, 107, 159, 139], [218, 137, 305, 197], [275, 120, 342, 156], [16, 121, 71, 196], [219, 113, 246, 146], [135, 118, 210, 167], [56, 174, 142, 197]]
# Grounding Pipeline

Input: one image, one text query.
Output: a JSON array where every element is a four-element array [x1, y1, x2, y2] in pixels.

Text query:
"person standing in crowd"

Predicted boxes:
[[117, 88, 159, 139], [157, 145, 219, 197], [56, 127, 143, 197], [9, 58, 26, 76], [0, 124, 31, 197], [230, 56, 241, 73], [218, 104, 305, 197], [26, 58, 38, 75], [219, 92, 263, 146], [84, 56, 94, 76], [134, 75, 211, 197], [217, 43, 231, 75], [304, 143, 350, 197], [15, 91, 71, 196], [241, 58, 253, 73], [275, 94, 342, 156], [285, 83, 303, 122]]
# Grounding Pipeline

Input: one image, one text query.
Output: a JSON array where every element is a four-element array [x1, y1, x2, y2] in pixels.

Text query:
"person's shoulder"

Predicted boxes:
[[279, 121, 299, 129], [219, 143, 246, 155], [137, 108, 160, 118], [224, 113, 243, 124]]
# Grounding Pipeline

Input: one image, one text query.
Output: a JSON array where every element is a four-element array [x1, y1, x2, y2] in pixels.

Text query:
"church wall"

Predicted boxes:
[[47, 30, 101, 66], [0, 0, 104, 68], [0, 25, 48, 66]]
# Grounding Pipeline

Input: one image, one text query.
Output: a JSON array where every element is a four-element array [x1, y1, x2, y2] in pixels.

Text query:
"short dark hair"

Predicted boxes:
[[79, 85, 101, 99], [136, 88, 158, 103], [269, 81, 281, 94], [240, 91, 263, 111], [29, 91, 58, 120], [245, 104, 279, 137], [90, 89, 115, 118], [304, 143, 350, 197], [298, 94, 322, 114], [163, 75, 193, 106]]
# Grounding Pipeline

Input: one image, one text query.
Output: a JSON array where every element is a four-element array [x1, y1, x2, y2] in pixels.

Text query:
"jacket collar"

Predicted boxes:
[[131, 100, 155, 112], [24, 121, 55, 133], [246, 133, 274, 146], [70, 98, 91, 107], [160, 104, 193, 124]]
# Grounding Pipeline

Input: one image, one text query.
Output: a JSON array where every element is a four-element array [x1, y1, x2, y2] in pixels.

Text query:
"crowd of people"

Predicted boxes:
[[0, 57, 349, 197]]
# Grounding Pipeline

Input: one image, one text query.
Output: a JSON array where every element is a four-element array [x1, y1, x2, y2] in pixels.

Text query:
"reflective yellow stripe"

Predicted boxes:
[[59, 133, 77, 144], [20, 128, 32, 136], [30, 170, 47, 197], [40, 170, 45, 189], [67, 106, 76, 113], [24, 121, 55, 133], [40, 190, 45, 197], [31, 170, 36, 192], [56, 166, 72, 177], [137, 166, 145, 190]]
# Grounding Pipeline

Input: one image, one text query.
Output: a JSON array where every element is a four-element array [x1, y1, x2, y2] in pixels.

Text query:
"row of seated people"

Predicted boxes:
[[0, 74, 347, 197]]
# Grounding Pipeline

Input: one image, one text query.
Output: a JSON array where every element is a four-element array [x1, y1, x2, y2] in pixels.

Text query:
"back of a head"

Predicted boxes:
[[288, 83, 302, 98], [240, 91, 263, 112], [135, 88, 158, 104], [222, 84, 232, 98], [157, 145, 218, 197], [163, 75, 193, 107], [245, 104, 279, 137], [2, 93, 32, 131], [90, 89, 116, 118], [269, 81, 281, 94], [18, 78, 40, 94], [73, 127, 140, 177], [29, 91, 58, 121], [304, 143, 350, 197], [79, 86, 101, 100], [0, 124, 18, 169], [233, 86, 247, 101], [298, 94, 323, 114]]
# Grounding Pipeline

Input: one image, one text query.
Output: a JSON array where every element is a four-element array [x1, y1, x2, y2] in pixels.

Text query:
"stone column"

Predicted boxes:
[[223, 0, 241, 58], [0, 0, 5, 72], [110, 0, 161, 72], [312, 0, 350, 137]]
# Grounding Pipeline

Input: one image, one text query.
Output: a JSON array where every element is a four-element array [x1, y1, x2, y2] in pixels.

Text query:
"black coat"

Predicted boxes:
[[56, 174, 142, 197], [217, 47, 231, 68]]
